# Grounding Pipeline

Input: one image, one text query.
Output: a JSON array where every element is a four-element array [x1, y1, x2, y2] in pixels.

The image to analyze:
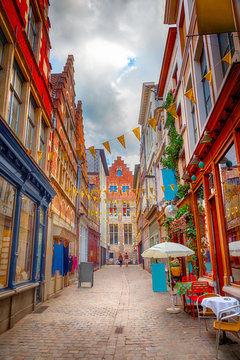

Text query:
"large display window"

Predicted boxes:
[[196, 185, 212, 276], [15, 195, 36, 283], [0, 176, 16, 288], [218, 143, 240, 285]]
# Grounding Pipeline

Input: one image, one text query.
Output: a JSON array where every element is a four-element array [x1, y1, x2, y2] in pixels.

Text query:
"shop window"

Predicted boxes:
[[39, 119, 46, 169], [27, 5, 37, 51], [124, 224, 132, 245], [109, 224, 118, 245], [123, 202, 130, 217], [218, 33, 235, 77], [0, 176, 16, 288], [109, 202, 117, 216], [218, 143, 240, 285], [36, 207, 44, 281], [26, 96, 36, 150], [9, 62, 24, 135], [109, 252, 114, 259], [196, 185, 212, 276], [200, 48, 212, 117], [15, 195, 36, 284]]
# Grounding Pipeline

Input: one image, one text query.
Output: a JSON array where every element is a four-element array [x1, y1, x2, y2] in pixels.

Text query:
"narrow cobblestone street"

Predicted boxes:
[[0, 266, 240, 360]]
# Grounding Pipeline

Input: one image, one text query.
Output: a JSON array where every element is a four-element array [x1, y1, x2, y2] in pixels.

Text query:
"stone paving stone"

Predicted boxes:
[[0, 266, 240, 359]]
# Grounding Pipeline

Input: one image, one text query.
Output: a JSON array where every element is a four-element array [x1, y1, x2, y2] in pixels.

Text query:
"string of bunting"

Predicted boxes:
[[87, 49, 233, 157]]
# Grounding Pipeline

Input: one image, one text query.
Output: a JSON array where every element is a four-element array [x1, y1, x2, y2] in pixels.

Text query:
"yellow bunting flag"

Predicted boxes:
[[170, 184, 175, 192], [148, 117, 156, 132], [161, 185, 165, 193], [184, 88, 196, 104], [126, 190, 129, 196], [142, 188, 145, 195], [166, 103, 178, 119], [150, 187, 153, 194], [102, 141, 111, 154], [203, 69, 212, 85], [146, 197, 149, 200], [132, 127, 140, 141], [68, 188, 72, 193], [117, 135, 126, 149], [26, 148, 32, 156], [49, 152, 54, 162], [81, 192, 84, 198], [89, 146, 95, 158], [104, 199, 107, 203], [38, 151, 43, 162], [222, 51, 232, 66]]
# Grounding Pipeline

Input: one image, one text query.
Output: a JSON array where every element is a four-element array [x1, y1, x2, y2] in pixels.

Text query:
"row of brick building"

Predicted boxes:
[[0, 0, 137, 334], [134, 0, 240, 301]]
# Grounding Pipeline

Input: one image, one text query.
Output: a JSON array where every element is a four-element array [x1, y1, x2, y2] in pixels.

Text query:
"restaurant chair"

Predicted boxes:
[[187, 281, 211, 320], [181, 275, 197, 311], [214, 305, 240, 359], [197, 293, 220, 336]]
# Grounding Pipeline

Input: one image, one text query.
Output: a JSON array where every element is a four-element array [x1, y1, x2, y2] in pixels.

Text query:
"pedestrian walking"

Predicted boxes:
[[118, 253, 123, 267], [124, 252, 129, 267]]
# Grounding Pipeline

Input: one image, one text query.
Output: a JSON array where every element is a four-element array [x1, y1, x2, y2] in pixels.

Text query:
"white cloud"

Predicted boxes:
[[49, 0, 168, 171]]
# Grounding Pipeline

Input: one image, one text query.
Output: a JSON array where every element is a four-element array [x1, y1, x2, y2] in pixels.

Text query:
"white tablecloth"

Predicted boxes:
[[201, 296, 239, 319]]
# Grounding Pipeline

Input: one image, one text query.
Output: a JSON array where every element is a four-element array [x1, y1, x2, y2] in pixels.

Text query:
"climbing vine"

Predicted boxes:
[[160, 90, 183, 177]]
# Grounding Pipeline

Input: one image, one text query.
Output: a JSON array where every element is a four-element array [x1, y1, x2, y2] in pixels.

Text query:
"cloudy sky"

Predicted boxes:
[[49, 0, 168, 172]]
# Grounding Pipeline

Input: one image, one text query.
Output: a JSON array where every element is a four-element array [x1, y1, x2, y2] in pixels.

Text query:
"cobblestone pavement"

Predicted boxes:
[[0, 265, 240, 360]]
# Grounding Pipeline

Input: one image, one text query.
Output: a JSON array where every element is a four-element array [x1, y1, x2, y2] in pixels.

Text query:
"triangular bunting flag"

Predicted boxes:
[[148, 117, 156, 132], [203, 69, 212, 85], [119, 189, 122, 195], [184, 88, 196, 104], [161, 185, 165, 193], [150, 187, 153, 194], [170, 184, 175, 192], [26, 148, 32, 156], [117, 135, 126, 149], [49, 152, 54, 162], [81, 192, 84, 198], [38, 151, 43, 162], [104, 199, 107, 203], [89, 146, 95, 158], [132, 127, 140, 141], [166, 103, 178, 119], [126, 190, 129, 196], [222, 51, 231, 66], [142, 188, 145, 195], [102, 141, 111, 154]]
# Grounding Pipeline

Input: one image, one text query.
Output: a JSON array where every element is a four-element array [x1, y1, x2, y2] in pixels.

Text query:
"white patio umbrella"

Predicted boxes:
[[142, 242, 195, 313]]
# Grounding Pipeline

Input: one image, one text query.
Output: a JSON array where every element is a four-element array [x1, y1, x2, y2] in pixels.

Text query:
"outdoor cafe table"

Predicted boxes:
[[201, 296, 239, 344], [201, 296, 239, 320]]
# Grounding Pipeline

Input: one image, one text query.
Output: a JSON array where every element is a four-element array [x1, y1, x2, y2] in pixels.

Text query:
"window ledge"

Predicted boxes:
[[0, 282, 39, 299], [0, 289, 15, 300], [223, 285, 240, 301], [15, 282, 39, 294]]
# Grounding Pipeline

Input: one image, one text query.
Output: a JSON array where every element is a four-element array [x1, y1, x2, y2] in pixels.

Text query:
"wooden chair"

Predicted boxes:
[[187, 281, 211, 320], [214, 305, 240, 359], [197, 293, 220, 336]]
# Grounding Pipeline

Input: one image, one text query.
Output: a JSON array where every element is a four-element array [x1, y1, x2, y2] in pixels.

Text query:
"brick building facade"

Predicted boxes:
[[45, 55, 81, 298], [106, 157, 137, 264], [0, 0, 55, 333]]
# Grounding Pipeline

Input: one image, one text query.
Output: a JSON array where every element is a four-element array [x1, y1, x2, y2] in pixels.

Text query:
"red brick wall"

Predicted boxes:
[[107, 157, 135, 201]]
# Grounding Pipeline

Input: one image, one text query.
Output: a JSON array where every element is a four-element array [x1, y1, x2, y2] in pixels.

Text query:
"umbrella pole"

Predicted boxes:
[[166, 257, 181, 314]]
